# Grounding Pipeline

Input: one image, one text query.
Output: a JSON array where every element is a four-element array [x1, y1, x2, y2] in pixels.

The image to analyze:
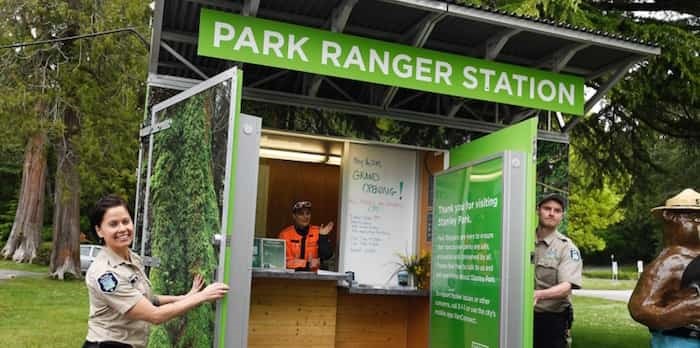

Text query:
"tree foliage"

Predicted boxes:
[[567, 149, 625, 253], [454, 0, 699, 260], [569, 8, 699, 261], [0, 0, 149, 270], [583, 0, 699, 18]]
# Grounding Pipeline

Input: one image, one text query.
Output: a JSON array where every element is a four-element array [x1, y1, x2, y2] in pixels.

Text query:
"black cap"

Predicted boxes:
[[538, 193, 567, 211], [291, 200, 312, 212]]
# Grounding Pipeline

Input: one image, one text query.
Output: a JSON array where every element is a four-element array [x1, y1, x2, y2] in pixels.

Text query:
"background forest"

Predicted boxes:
[[0, 0, 698, 279]]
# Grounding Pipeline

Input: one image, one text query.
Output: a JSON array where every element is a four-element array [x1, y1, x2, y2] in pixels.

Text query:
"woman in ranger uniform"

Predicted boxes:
[[83, 194, 229, 348]]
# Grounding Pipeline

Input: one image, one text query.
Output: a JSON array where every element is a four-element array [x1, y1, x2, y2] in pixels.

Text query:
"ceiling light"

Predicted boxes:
[[259, 148, 341, 166]]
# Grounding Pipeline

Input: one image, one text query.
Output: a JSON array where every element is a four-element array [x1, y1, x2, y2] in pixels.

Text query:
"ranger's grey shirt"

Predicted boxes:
[[534, 231, 583, 313]]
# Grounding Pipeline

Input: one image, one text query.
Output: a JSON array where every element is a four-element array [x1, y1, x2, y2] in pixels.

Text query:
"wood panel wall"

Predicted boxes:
[[248, 279, 339, 348], [335, 292, 409, 348], [262, 159, 340, 243], [406, 296, 431, 348]]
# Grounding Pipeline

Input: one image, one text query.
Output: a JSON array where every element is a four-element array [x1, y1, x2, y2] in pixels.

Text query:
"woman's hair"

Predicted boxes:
[[89, 194, 130, 236]]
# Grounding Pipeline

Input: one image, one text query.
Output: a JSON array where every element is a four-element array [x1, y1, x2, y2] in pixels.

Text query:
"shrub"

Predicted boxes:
[[0, 222, 11, 246], [34, 242, 53, 266], [41, 226, 52, 242]]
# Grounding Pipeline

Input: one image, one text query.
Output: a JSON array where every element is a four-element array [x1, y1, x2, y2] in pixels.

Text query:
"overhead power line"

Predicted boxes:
[[0, 27, 149, 50]]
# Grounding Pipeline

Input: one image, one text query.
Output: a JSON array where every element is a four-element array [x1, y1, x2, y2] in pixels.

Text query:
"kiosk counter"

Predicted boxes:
[[248, 270, 430, 348]]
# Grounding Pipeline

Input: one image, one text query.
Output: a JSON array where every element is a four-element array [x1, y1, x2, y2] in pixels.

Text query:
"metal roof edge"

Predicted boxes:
[[384, 0, 660, 56], [380, 0, 447, 12], [147, 73, 202, 90]]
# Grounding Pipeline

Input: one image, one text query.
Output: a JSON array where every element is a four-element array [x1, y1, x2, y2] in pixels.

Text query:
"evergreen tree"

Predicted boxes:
[[0, 1, 63, 263], [0, 0, 149, 275]]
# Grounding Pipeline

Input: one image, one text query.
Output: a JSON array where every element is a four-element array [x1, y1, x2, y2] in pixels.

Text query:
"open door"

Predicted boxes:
[[429, 118, 538, 348], [134, 67, 260, 348]]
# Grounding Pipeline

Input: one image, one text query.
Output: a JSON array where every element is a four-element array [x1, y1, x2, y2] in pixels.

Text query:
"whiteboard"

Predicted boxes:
[[339, 143, 418, 287]]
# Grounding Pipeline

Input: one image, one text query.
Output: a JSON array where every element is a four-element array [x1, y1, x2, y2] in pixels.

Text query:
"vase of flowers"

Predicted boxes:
[[394, 251, 431, 289]]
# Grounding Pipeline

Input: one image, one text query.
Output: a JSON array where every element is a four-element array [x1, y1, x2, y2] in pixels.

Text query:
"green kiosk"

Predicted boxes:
[[135, 1, 659, 347]]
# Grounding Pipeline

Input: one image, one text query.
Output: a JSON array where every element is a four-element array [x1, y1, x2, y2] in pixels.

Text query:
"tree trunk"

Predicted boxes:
[[49, 0, 82, 280], [1, 132, 47, 263], [49, 107, 81, 280]]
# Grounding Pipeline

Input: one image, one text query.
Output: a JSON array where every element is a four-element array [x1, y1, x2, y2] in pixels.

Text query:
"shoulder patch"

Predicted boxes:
[[98, 272, 119, 293], [570, 248, 581, 261]]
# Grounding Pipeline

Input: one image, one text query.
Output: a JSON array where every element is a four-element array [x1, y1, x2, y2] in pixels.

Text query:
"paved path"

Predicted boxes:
[[573, 289, 633, 302], [0, 268, 44, 280]]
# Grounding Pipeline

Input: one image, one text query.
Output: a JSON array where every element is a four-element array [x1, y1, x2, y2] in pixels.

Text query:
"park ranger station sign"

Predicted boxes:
[[198, 9, 584, 115]]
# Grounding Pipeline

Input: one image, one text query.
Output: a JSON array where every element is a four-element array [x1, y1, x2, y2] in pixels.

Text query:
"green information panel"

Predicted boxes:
[[431, 157, 503, 348], [252, 238, 286, 270]]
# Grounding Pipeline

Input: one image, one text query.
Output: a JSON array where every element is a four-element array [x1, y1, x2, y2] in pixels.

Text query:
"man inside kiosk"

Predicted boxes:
[[278, 200, 334, 271]]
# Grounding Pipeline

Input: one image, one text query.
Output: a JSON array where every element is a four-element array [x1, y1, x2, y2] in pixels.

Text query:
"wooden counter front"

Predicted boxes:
[[335, 292, 429, 348], [247, 277, 430, 348], [248, 278, 339, 348]]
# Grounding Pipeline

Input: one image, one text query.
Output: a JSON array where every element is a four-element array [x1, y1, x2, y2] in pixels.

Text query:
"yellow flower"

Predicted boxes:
[[394, 251, 432, 289]]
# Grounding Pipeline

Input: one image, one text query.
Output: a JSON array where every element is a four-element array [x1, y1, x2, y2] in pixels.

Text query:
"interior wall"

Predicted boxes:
[[254, 164, 270, 238], [262, 158, 340, 245]]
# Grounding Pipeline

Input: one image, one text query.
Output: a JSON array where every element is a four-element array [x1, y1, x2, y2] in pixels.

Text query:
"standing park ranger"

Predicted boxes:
[[533, 193, 583, 348], [84, 194, 229, 348]]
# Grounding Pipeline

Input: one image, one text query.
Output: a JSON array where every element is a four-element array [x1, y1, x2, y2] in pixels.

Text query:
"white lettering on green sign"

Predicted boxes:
[[198, 9, 584, 115]]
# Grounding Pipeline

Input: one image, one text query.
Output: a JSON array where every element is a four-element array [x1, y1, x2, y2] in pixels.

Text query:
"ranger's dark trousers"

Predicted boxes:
[[534, 310, 568, 348]]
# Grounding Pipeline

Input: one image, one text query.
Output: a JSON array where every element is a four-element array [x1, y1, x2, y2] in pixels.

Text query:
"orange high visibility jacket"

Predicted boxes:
[[278, 225, 331, 269]]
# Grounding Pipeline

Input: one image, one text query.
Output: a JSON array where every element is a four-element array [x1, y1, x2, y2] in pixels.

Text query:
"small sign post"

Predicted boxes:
[[637, 260, 644, 278]]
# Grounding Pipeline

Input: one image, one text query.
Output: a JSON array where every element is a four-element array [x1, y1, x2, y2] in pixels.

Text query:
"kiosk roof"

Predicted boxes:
[[148, 0, 660, 142]]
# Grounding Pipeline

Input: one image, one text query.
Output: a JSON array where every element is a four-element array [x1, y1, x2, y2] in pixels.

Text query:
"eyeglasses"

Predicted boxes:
[[292, 201, 312, 211]]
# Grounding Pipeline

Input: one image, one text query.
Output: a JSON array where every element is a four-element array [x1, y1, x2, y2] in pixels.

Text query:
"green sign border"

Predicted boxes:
[[217, 69, 243, 348], [198, 9, 584, 115], [446, 118, 537, 347]]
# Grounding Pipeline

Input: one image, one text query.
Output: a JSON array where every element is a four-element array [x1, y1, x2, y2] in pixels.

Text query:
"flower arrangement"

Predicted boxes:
[[395, 250, 431, 289]]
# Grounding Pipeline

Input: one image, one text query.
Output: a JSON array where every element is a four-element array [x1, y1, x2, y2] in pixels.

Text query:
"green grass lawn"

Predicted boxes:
[[584, 265, 640, 280], [572, 296, 650, 348], [0, 274, 87, 347], [582, 276, 638, 290], [0, 259, 51, 273], [0, 271, 651, 347]]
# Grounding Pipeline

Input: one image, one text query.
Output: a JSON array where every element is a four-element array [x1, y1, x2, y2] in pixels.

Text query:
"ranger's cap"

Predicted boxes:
[[538, 193, 567, 211], [292, 200, 312, 212]]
